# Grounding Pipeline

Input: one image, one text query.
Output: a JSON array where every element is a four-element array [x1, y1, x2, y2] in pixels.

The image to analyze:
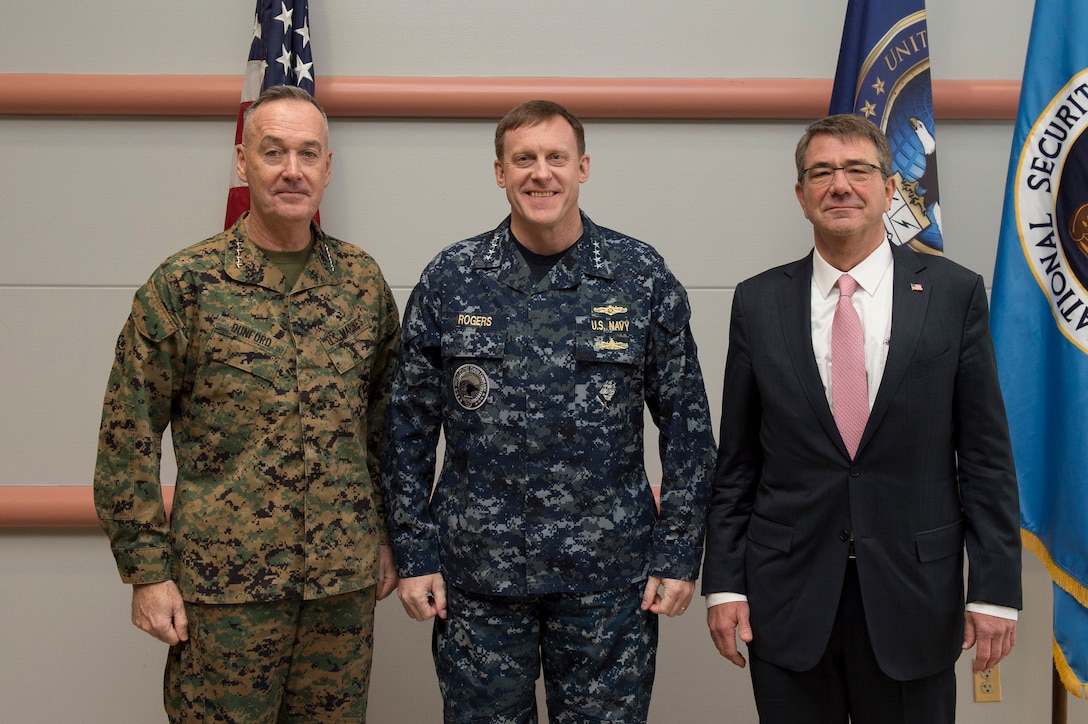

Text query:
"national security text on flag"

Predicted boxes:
[[991, 0, 1088, 699]]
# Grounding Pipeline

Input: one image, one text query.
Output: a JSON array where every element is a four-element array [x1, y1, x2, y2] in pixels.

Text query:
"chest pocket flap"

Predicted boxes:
[[323, 314, 376, 374], [442, 327, 506, 359], [209, 316, 287, 382]]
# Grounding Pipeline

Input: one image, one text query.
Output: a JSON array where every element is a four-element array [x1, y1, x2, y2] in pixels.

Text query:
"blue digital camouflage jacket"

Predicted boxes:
[[382, 213, 715, 595]]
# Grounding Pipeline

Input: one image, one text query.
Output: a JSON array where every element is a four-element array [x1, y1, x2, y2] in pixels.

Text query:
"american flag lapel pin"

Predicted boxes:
[[910, 283, 923, 292]]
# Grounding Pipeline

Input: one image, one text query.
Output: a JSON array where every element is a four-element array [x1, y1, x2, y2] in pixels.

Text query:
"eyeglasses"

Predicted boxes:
[[801, 163, 885, 187]]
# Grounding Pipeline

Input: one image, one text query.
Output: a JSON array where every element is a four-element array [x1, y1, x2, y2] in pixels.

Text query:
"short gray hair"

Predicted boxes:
[[242, 85, 328, 142], [794, 114, 892, 183]]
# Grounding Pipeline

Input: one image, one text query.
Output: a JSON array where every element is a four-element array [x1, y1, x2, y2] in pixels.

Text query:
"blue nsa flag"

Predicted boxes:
[[992, 0, 1088, 699], [226, 0, 316, 228], [829, 0, 943, 254]]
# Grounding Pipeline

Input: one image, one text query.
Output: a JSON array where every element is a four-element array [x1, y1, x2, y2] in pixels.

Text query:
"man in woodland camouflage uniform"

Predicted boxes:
[[381, 100, 715, 723], [94, 86, 400, 722]]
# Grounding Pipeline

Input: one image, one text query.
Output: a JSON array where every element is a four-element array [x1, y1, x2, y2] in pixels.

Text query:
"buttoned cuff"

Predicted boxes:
[[112, 545, 173, 585], [389, 539, 442, 579], [649, 541, 702, 582]]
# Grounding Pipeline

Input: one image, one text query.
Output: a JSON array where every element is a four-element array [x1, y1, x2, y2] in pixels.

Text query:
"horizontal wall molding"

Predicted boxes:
[[0, 485, 662, 528], [0, 74, 1019, 120], [0, 486, 173, 528]]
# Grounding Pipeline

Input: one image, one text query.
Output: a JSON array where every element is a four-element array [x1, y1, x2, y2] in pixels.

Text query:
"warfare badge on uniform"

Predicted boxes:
[[597, 380, 617, 408], [453, 363, 490, 410]]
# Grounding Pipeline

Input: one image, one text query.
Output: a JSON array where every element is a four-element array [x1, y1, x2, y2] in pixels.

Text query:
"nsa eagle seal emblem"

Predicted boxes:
[[1009, 67, 1088, 352], [453, 363, 490, 410], [831, 5, 944, 254]]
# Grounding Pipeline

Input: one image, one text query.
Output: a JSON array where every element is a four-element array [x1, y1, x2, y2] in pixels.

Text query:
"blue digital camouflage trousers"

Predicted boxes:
[[164, 586, 376, 723], [433, 582, 658, 723]]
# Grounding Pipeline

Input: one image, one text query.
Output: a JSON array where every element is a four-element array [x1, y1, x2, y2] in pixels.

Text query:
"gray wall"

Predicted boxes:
[[3, 1, 1082, 721]]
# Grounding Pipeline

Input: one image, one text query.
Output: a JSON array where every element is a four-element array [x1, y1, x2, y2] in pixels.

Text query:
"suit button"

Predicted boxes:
[[849, 465, 860, 477], [838, 529, 850, 542]]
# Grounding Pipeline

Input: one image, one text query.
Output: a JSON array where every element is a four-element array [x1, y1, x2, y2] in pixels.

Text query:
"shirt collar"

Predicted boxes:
[[812, 241, 893, 299]]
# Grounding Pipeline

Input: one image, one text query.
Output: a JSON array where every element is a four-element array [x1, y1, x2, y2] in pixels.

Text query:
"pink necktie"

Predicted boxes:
[[831, 274, 868, 458]]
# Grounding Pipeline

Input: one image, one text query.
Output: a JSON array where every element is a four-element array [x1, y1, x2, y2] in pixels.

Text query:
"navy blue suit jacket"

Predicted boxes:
[[702, 242, 1022, 680]]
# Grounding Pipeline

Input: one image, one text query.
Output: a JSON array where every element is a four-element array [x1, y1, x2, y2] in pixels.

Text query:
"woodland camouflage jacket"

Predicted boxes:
[[94, 216, 399, 603]]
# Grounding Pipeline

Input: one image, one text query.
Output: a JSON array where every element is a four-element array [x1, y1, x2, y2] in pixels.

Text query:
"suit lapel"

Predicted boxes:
[[778, 252, 845, 450], [860, 244, 930, 451]]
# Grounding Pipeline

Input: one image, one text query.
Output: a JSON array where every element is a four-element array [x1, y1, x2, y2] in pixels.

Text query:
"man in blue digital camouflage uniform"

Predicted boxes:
[[381, 100, 716, 723]]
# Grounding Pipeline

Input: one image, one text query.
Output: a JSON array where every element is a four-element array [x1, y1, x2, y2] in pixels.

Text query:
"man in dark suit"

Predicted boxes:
[[702, 114, 1022, 723]]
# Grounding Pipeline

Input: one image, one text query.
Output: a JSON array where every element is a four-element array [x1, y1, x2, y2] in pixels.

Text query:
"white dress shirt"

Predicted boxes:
[[707, 243, 1015, 621], [811, 241, 893, 412]]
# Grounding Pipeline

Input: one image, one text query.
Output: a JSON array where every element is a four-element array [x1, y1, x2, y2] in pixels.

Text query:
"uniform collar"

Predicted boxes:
[[224, 213, 339, 291], [473, 211, 617, 290]]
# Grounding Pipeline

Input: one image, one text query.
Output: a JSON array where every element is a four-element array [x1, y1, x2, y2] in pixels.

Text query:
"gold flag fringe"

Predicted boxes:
[[1022, 529, 1088, 607]]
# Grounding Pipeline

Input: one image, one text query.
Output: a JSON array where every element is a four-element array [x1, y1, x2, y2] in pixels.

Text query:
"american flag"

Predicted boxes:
[[225, 0, 316, 229]]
